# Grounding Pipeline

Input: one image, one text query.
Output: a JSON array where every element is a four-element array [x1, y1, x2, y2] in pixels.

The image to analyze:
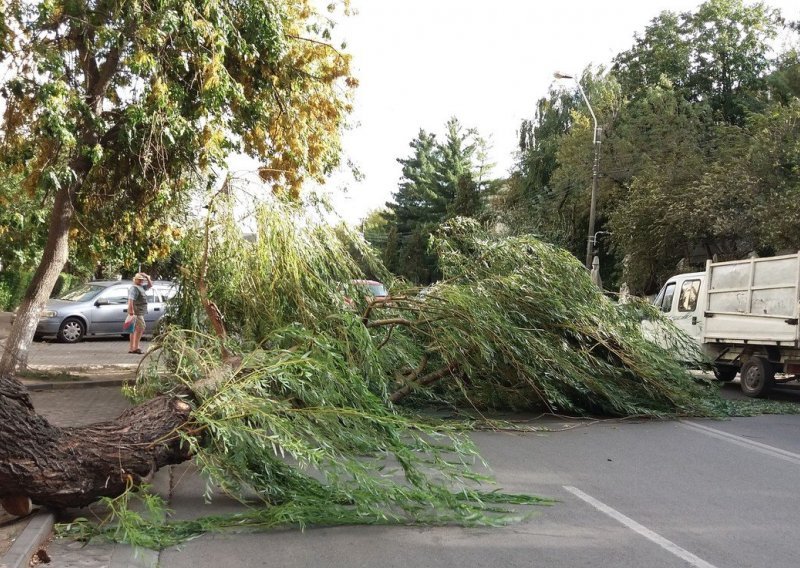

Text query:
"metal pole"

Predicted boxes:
[[586, 126, 601, 269], [572, 80, 600, 270], [554, 72, 602, 269]]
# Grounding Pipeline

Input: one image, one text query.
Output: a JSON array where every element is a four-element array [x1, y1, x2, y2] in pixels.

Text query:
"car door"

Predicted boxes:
[[144, 287, 164, 333], [90, 285, 131, 335]]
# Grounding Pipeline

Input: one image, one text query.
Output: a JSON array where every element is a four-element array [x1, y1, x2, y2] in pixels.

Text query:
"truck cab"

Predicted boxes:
[[651, 271, 706, 346]]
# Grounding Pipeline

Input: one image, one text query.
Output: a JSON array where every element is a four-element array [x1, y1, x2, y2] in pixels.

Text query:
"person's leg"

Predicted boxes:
[[132, 316, 145, 352]]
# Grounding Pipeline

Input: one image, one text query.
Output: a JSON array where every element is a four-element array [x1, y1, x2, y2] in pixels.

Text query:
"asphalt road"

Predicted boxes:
[[153, 409, 800, 568], [26, 335, 145, 369], [19, 337, 800, 567], [156, 378, 800, 568]]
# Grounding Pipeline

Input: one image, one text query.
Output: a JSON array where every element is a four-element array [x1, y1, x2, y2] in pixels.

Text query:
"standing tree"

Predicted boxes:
[[0, 0, 354, 372], [383, 117, 490, 284], [613, 0, 783, 124]]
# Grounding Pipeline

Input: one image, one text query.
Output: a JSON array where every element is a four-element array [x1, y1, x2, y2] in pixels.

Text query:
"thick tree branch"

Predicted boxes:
[[0, 374, 194, 510], [366, 317, 413, 328], [390, 364, 457, 403]]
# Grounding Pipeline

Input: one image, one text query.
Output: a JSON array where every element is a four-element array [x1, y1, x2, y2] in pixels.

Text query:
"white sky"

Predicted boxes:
[[318, 0, 799, 224]]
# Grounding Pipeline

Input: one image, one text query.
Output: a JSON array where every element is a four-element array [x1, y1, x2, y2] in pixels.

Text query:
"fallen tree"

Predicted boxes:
[[0, 378, 191, 511], [0, 200, 769, 544]]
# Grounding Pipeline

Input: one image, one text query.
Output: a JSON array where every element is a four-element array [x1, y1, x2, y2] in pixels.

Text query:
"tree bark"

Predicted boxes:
[[0, 185, 75, 374], [0, 373, 193, 510]]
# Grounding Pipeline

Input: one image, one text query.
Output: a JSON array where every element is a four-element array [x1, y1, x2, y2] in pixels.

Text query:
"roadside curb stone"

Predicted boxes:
[[0, 511, 55, 568]]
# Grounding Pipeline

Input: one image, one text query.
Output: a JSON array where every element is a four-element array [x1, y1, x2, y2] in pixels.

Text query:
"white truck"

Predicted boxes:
[[650, 252, 800, 397]]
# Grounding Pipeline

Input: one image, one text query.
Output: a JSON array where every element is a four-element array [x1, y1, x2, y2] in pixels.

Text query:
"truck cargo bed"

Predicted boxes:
[[702, 253, 800, 346]]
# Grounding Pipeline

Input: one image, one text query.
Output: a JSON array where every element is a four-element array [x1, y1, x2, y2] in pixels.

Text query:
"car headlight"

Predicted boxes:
[[40, 309, 57, 318]]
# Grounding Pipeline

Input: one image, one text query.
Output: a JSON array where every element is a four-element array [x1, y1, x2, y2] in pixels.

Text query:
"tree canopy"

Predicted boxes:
[[0, 0, 356, 371], [502, 0, 800, 293], [380, 117, 492, 284]]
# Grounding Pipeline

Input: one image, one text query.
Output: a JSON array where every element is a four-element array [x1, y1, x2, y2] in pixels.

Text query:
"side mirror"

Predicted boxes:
[[95, 298, 109, 306]]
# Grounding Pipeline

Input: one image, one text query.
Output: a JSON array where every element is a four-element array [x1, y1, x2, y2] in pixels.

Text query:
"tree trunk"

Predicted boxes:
[[0, 185, 75, 374], [0, 373, 193, 510]]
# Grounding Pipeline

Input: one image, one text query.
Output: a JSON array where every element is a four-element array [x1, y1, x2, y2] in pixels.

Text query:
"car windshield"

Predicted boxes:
[[365, 283, 387, 297], [59, 284, 106, 302]]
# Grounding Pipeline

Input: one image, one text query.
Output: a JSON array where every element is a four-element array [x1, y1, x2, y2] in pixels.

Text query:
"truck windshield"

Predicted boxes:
[[654, 282, 676, 312]]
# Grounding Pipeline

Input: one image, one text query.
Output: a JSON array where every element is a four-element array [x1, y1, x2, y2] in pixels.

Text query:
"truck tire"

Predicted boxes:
[[740, 357, 775, 397], [713, 364, 738, 382]]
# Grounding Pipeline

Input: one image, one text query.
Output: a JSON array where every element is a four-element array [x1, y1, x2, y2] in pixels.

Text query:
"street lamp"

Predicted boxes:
[[554, 72, 601, 269]]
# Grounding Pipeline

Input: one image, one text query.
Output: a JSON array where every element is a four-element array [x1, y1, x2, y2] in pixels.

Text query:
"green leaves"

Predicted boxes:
[[507, 0, 799, 293], [382, 118, 491, 284], [0, 0, 355, 278], [96, 194, 776, 546]]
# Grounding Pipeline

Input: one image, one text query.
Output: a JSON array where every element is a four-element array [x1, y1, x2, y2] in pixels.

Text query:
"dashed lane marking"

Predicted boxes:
[[680, 421, 800, 466], [563, 485, 719, 568]]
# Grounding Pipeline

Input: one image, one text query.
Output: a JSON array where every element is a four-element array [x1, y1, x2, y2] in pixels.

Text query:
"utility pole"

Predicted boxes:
[[554, 72, 601, 269]]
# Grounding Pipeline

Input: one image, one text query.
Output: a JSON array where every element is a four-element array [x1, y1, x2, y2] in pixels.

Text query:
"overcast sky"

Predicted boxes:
[[320, 0, 799, 223]]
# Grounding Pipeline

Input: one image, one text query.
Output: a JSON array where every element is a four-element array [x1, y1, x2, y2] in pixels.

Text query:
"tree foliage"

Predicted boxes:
[[71, 198, 732, 545], [505, 0, 800, 293], [614, 0, 782, 124], [381, 118, 491, 284], [0, 0, 355, 371]]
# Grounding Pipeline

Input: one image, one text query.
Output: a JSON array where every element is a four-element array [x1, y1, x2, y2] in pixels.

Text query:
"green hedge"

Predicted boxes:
[[0, 271, 81, 311]]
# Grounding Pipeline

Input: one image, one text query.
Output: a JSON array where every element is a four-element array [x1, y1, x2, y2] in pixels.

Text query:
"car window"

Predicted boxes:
[[59, 284, 105, 302], [154, 285, 178, 302], [101, 288, 130, 305], [366, 283, 387, 297]]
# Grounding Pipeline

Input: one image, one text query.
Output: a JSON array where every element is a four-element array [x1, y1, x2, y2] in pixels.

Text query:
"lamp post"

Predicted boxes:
[[554, 72, 601, 269]]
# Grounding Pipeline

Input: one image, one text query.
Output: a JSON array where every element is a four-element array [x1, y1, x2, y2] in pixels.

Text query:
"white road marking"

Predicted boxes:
[[562, 485, 719, 568], [680, 421, 800, 465]]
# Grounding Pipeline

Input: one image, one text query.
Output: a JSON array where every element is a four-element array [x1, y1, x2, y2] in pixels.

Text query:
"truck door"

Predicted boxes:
[[641, 281, 677, 349], [644, 276, 704, 359], [670, 277, 703, 345]]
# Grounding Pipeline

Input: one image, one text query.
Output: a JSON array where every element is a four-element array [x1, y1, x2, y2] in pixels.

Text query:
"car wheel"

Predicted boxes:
[[740, 357, 775, 397], [57, 318, 85, 343], [713, 364, 738, 382]]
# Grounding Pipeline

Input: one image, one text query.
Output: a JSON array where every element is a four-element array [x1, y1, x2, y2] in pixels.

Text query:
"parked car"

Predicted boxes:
[[32, 280, 178, 343], [351, 279, 388, 299], [342, 279, 389, 309]]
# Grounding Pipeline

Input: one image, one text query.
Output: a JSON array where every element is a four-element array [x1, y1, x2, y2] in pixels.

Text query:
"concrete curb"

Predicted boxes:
[[20, 364, 136, 390], [22, 378, 132, 391], [0, 510, 55, 568]]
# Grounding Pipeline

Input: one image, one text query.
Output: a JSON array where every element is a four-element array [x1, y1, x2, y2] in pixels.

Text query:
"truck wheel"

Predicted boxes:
[[713, 364, 738, 382], [57, 318, 85, 343], [740, 357, 775, 397]]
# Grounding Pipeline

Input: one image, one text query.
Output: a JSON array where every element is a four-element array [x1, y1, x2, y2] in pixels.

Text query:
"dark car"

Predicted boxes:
[[33, 280, 178, 343]]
